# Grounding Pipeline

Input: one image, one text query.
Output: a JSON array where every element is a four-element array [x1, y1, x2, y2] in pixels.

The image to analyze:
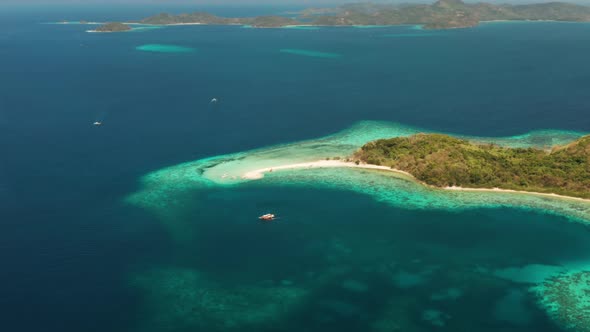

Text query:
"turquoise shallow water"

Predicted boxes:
[[128, 180, 590, 332], [127, 120, 590, 332], [280, 48, 342, 58], [128, 120, 589, 222], [136, 43, 196, 53], [4, 10, 590, 332]]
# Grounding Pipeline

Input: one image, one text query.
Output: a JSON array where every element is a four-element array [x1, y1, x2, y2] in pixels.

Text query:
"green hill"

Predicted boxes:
[[313, 0, 590, 29], [128, 1, 590, 30], [355, 133, 590, 199], [95, 22, 131, 32], [140, 13, 296, 28]]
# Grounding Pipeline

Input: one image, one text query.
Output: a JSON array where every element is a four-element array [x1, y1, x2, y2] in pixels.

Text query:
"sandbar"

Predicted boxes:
[[241, 160, 411, 180]]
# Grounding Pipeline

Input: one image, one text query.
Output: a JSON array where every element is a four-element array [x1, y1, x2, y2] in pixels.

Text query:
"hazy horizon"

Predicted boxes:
[[2, 0, 588, 6]]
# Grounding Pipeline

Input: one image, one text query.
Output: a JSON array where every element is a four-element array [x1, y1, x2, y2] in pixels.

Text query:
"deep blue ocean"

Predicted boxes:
[[2, 5, 590, 332]]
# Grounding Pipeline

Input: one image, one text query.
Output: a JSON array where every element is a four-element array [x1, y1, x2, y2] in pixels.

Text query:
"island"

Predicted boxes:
[[139, 12, 242, 25], [93, 22, 132, 33], [248, 16, 300, 28], [139, 12, 299, 28], [129, 0, 590, 30], [354, 133, 590, 199], [310, 0, 590, 29]]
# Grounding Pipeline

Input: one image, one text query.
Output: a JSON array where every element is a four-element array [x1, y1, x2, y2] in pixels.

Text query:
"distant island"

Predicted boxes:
[[93, 22, 132, 33], [249, 16, 300, 28], [313, 0, 590, 29], [138, 13, 299, 28], [354, 133, 590, 199], [124, 0, 590, 29]]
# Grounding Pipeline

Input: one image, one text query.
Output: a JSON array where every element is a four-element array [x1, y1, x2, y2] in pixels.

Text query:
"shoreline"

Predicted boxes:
[[443, 186, 590, 203], [239, 159, 590, 204], [62, 20, 590, 31], [241, 160, 414, 180], [148, 22, 204, 26]]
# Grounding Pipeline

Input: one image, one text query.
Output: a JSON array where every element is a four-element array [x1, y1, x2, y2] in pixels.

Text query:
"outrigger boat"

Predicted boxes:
[[259, 213, 276, 221]]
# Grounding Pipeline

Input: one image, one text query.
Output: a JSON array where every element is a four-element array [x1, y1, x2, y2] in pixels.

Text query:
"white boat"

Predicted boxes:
[[259, 213, 276, 221]]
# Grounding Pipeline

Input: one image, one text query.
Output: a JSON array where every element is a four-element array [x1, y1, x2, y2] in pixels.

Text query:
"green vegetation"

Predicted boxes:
[[313, 0, 590, 29], [140, 12, 243, 25], [94, 22, 132, 32], [355, 133, 590, 199], [249, 16, 299, 28], [313, 0, 480, 29], [131, 0, 590, 30], [140, 12, 297, 28]]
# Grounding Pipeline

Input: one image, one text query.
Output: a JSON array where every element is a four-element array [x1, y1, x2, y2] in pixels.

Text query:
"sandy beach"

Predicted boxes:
[[240, 160, 413, 180], [444, 186, 590, 203], [240, 159, 590, 203]]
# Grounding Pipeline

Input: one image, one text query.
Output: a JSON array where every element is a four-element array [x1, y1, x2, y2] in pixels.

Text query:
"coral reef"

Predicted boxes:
[[132, 268, 308, 331], [533, 270, 590, 332]]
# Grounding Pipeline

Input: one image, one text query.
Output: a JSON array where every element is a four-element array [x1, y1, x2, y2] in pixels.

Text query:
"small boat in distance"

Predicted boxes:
[[259, 213, 276, 221], [93, 121, 102, 126]]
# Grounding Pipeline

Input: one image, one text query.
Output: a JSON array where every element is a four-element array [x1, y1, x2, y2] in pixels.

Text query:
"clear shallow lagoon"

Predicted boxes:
[[2, 6, 590, 332], [136, 43, 196, 53], [280, 48, 342, 58]]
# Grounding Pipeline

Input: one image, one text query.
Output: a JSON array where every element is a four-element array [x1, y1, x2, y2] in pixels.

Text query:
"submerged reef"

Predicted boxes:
[[132, 268, 308, 332], [493, 288, 533, 326], [130, 255, 519, 331], [280, 49, 342, 58], [533, 270, 590, 332], [136, 44, 196, 53], [126, 120, 590, 331], [126, 120, 590, 223]]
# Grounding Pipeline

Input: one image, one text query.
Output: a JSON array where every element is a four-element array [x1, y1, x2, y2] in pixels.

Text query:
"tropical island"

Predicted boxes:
[[93, 22, 132, 32], [126, 0, 590, 29], [127, 119, 590, 234], [312, 0, 590, 29], [139, 12, 243, 25], [138, 12, 299, 28], [249, 16, 300, 28], [354, 133, 590, 199]]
